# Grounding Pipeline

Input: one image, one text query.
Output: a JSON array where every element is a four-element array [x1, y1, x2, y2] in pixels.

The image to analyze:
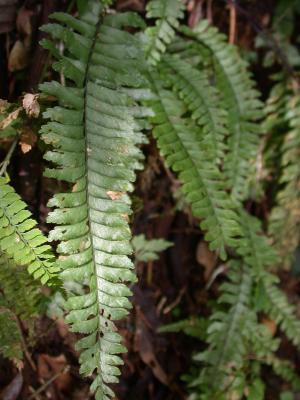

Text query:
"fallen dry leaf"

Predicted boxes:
[[8, 40, 29, 71], [134, 315, 168, 386], [107, 190, 123, 200], [19, 127, 37, 153], [196, 241, 217, 281], [37, 354, 71, 392], [0, 107, 21, 129], [22, 93, 40, 118], [262, 317, 277, 336]]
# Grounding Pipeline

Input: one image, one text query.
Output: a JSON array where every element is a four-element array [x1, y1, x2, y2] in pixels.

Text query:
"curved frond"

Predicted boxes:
[[180, 22, 263, 200], [148, 74, 241, 260], [40, 3, 151, 398], [0, 178, 57, 284], [268, 86, 300, 268], [237, 210, 300, 347], [160, 54, 228, 162], [193, 262, 252, 393]]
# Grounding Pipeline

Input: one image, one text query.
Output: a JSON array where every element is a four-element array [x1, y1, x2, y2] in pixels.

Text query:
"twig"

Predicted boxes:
[[15, 316, 37, 372], [0, 134, 19, 176], [229, 0, 237, 44], [28, 366, 70, 400]]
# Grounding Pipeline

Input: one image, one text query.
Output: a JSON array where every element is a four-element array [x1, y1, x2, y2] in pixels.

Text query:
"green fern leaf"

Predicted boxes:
[[268, 84, 300, 268], [160, 54, 228, 162], [180, 21, 263, 200], [193, 262, 252, 393], [0, 178, 58, 284], [237, 210, 300, 347], [149, 74, 241, 259], [0, 252, 44, 319], [145, 0, 184, 65], [0, 308, 23, 362], [40, 3, 151, 398]]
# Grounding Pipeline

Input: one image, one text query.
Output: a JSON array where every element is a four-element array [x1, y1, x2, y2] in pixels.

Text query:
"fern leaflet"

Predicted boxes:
[[0, 178, 58, 284]]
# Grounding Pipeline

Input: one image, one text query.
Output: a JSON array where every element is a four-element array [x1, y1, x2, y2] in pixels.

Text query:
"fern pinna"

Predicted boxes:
[[40, 2, 150, 398], [0, 177, 57, 284]]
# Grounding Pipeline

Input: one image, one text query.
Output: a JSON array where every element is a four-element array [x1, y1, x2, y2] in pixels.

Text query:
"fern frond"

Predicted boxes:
[[145, 0, 184, 65], [193, 262, 252, 392], [0, 252, 44, 319], [180, 21, 263, 200], [40, 3, 151, 398], [263, 272, 300, 347], [149, 74, 241, 259], [268, 86, 300, 268], [0, 178, 58, 284], [237, 210, 300, 347], [0, 308, 23, 362], [160, 54, 228, 162], [247, 321, 300, 391]]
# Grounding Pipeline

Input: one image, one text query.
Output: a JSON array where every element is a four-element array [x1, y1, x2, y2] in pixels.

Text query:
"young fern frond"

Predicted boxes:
[[40, 3, 151, 398], [160, 54, 228, 163], [180, 21, 263, 201], [148, 74, 241, 260], [0, 178, 57, 284], [145, 0, 184, 65], [193, 262, 252, 393]]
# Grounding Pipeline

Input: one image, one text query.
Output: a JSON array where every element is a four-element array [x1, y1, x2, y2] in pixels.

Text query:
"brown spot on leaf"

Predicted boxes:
[[107, 191, 123, 200]]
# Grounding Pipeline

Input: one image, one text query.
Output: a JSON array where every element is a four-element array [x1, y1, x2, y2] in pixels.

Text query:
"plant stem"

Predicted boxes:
[[0, 135, 19, 176]]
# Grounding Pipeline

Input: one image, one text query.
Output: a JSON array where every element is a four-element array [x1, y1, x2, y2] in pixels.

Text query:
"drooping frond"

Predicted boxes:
[[268, 85, 300, 268], [0, 309, 23, 362], [0, 178, 57, 284], [0, 252, 44, 319], [40, 3, 151, 398], [180, 21, 263, 200], [145, 0, 184, 65], [237, 210, 300, 347], [160, 54, 228, 163], [148, 74, 241, 260], [192, 262, 252, 394]]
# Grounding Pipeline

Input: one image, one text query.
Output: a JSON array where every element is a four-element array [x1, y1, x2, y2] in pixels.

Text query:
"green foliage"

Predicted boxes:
[[0, 252, 44, 319], [0, 309, 23, 362], [0, 251, 45, 362], [0, 178, 58, 284], [148, 75, 241, 260], [145, 0, 184, 65], [1, 1, 300, 399], [132, 234, 172, 262], [181, 21, 263, 201], [40, 2, 151, 398], [192, 262, 253, 395], [267, 77, 300, 268]]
